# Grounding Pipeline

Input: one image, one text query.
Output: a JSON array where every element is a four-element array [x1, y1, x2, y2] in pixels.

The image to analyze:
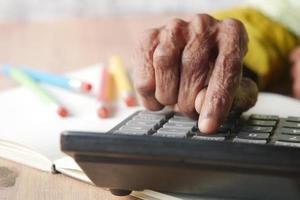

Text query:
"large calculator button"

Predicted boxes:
[[247, 120, 277, 127], [278, 128, 300, 135], [168, 118, 197, 125], [282, 121, 300, 129], [287, 116, 300, 123], [139, 110, 173, 118], [233, 138, 267, 144], [133, 115, 166, 124], [163, 122, 194, 130], [155, 128, 189, 138], [274, 141, 300, 148], [117, 125, 153, 135], [127, 120, 160, 129], [236, 132, 270, 140], [250, 114, 279, 121], [114, 129, 149, 135], [192, 134, 226, 141], [275, 134, 300, 143], [240, 126, 273, 133]]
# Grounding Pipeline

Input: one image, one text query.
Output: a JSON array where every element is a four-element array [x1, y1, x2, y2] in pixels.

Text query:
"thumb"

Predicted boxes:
[[231, 78, 258, 113]]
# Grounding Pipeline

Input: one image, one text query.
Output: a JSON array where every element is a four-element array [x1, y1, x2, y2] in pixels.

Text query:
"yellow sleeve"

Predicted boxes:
[[212, 7, 299, 89]]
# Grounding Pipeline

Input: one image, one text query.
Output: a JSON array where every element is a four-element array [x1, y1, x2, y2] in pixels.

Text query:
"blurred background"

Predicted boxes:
[[0, 0, 240, 90]]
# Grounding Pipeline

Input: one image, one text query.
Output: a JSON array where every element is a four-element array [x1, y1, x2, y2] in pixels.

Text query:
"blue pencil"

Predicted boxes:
[[1, 64, 92, 93]]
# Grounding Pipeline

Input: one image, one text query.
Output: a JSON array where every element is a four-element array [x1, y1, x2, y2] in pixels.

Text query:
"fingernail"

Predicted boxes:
[[199, 118, 219, 134]]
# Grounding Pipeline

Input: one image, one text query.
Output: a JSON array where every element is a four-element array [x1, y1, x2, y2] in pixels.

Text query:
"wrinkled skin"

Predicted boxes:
[[134, 14, 258, 134]]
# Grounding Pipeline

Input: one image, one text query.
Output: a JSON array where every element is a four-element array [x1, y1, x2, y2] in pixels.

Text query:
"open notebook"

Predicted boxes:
[[1, 65, 300, 200]]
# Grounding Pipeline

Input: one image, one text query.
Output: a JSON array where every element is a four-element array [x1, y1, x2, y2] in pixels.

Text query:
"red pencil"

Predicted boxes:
[[97, 67, 111, 118]]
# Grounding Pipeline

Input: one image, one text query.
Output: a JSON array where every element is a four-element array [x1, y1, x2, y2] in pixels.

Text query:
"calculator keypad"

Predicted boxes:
[[112, 111, 300, 148]]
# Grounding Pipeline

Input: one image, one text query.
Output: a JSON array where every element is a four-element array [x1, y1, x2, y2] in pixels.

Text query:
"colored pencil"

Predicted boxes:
[[9, 65, 92, 93], [97, 67, 112, 118], [109, 56, 136, 107], [1, 66, 68, 118]]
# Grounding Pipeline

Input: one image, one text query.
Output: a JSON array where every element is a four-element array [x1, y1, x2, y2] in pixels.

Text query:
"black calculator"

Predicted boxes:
[[61, 110, 300, 200]]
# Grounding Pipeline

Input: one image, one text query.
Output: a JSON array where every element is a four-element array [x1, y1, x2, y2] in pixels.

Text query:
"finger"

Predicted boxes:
[[231, 78, 258, 112], [199, 19, 248, 134], [134, 28, 164, 110], [178, 14, 218, 118], [289, 47, 300, 64], [195, 88, 207, 114], [153, 19, 187, 105]]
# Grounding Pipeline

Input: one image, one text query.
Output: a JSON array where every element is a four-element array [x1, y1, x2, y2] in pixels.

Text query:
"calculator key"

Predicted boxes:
[[114, 128, 149, 135], [139, 110, 173, 118], [278, 128, 300, 135], [155, 129, 189, 138], [118, 126, 152, 135], [157, 127, 191, 133], [247, 120, 277, 127], [274, 141, 300, 148], [192, 134, 226, 141], [168, 118, 197, 125], [287, 116, 300, 123], [240, 126, 273, 133], [282, 121, 300, 129], [163, 122, 194, 130], [250, 114, 279, 121], [233, 138, 267, 144], [127, 120, 159, 129], [236, 132, 270, 140], [275, 134, 300, 143], [173, 114, 196, 121], [133, 115, 166, 123]]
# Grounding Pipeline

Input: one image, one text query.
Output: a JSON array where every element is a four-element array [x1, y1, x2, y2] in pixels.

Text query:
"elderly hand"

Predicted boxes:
[[134, 14, 258, 134]]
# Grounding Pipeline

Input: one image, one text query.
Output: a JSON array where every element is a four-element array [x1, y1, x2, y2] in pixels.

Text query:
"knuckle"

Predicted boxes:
[[138, 28, 160, 49], [166, 18, 186, 31], [221, 18, 248, 52], [153, 45, 179, 70], [190, 14, 217, 32], [222, 18, 244, 32], [134, 78, 155, 97]]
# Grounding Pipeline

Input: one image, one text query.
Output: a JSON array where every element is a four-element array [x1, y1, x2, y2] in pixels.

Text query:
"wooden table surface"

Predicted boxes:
[[0, 14, 183, 200]]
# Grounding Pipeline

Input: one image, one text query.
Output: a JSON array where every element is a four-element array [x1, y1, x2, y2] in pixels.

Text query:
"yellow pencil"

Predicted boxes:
[[109, 56, 136, 107]]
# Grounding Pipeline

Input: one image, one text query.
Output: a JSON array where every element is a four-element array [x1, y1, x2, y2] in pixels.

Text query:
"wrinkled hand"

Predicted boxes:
[[134, 14, 258, 134]]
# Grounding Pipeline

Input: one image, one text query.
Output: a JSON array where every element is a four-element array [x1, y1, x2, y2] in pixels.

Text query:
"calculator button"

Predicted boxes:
[[173, 114, 196, 121], [139, 110, 173, 118], [118, 126, 152, 135], [114, 128, 149, 135], [163, 122, 194, 130], [278, 128, 300, 135], [236, 132, 270, 140], [192, 133, 226, 141], [247, 120, 277, 127], [133, 115, 166, 124], [157, 127, 190, 133], [240, 126, 273, 133], [250, 114, 279, 121], [233, 138, 267, 144], [126, 120, 160, 130], [155, 129, 189, 138], [287, 116, 300, 123], [168, 118, 197, 125], [282, 121, 300, 129], [274, 141, 300, 148], [275, 134, 300, 143]]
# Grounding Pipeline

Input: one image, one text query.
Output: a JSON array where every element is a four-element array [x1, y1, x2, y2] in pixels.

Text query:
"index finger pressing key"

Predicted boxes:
[[199, 19, 248, 134]]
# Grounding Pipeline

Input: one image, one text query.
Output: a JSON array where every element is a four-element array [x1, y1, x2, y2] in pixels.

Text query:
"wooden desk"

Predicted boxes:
[[0, 15, 183, 200]]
